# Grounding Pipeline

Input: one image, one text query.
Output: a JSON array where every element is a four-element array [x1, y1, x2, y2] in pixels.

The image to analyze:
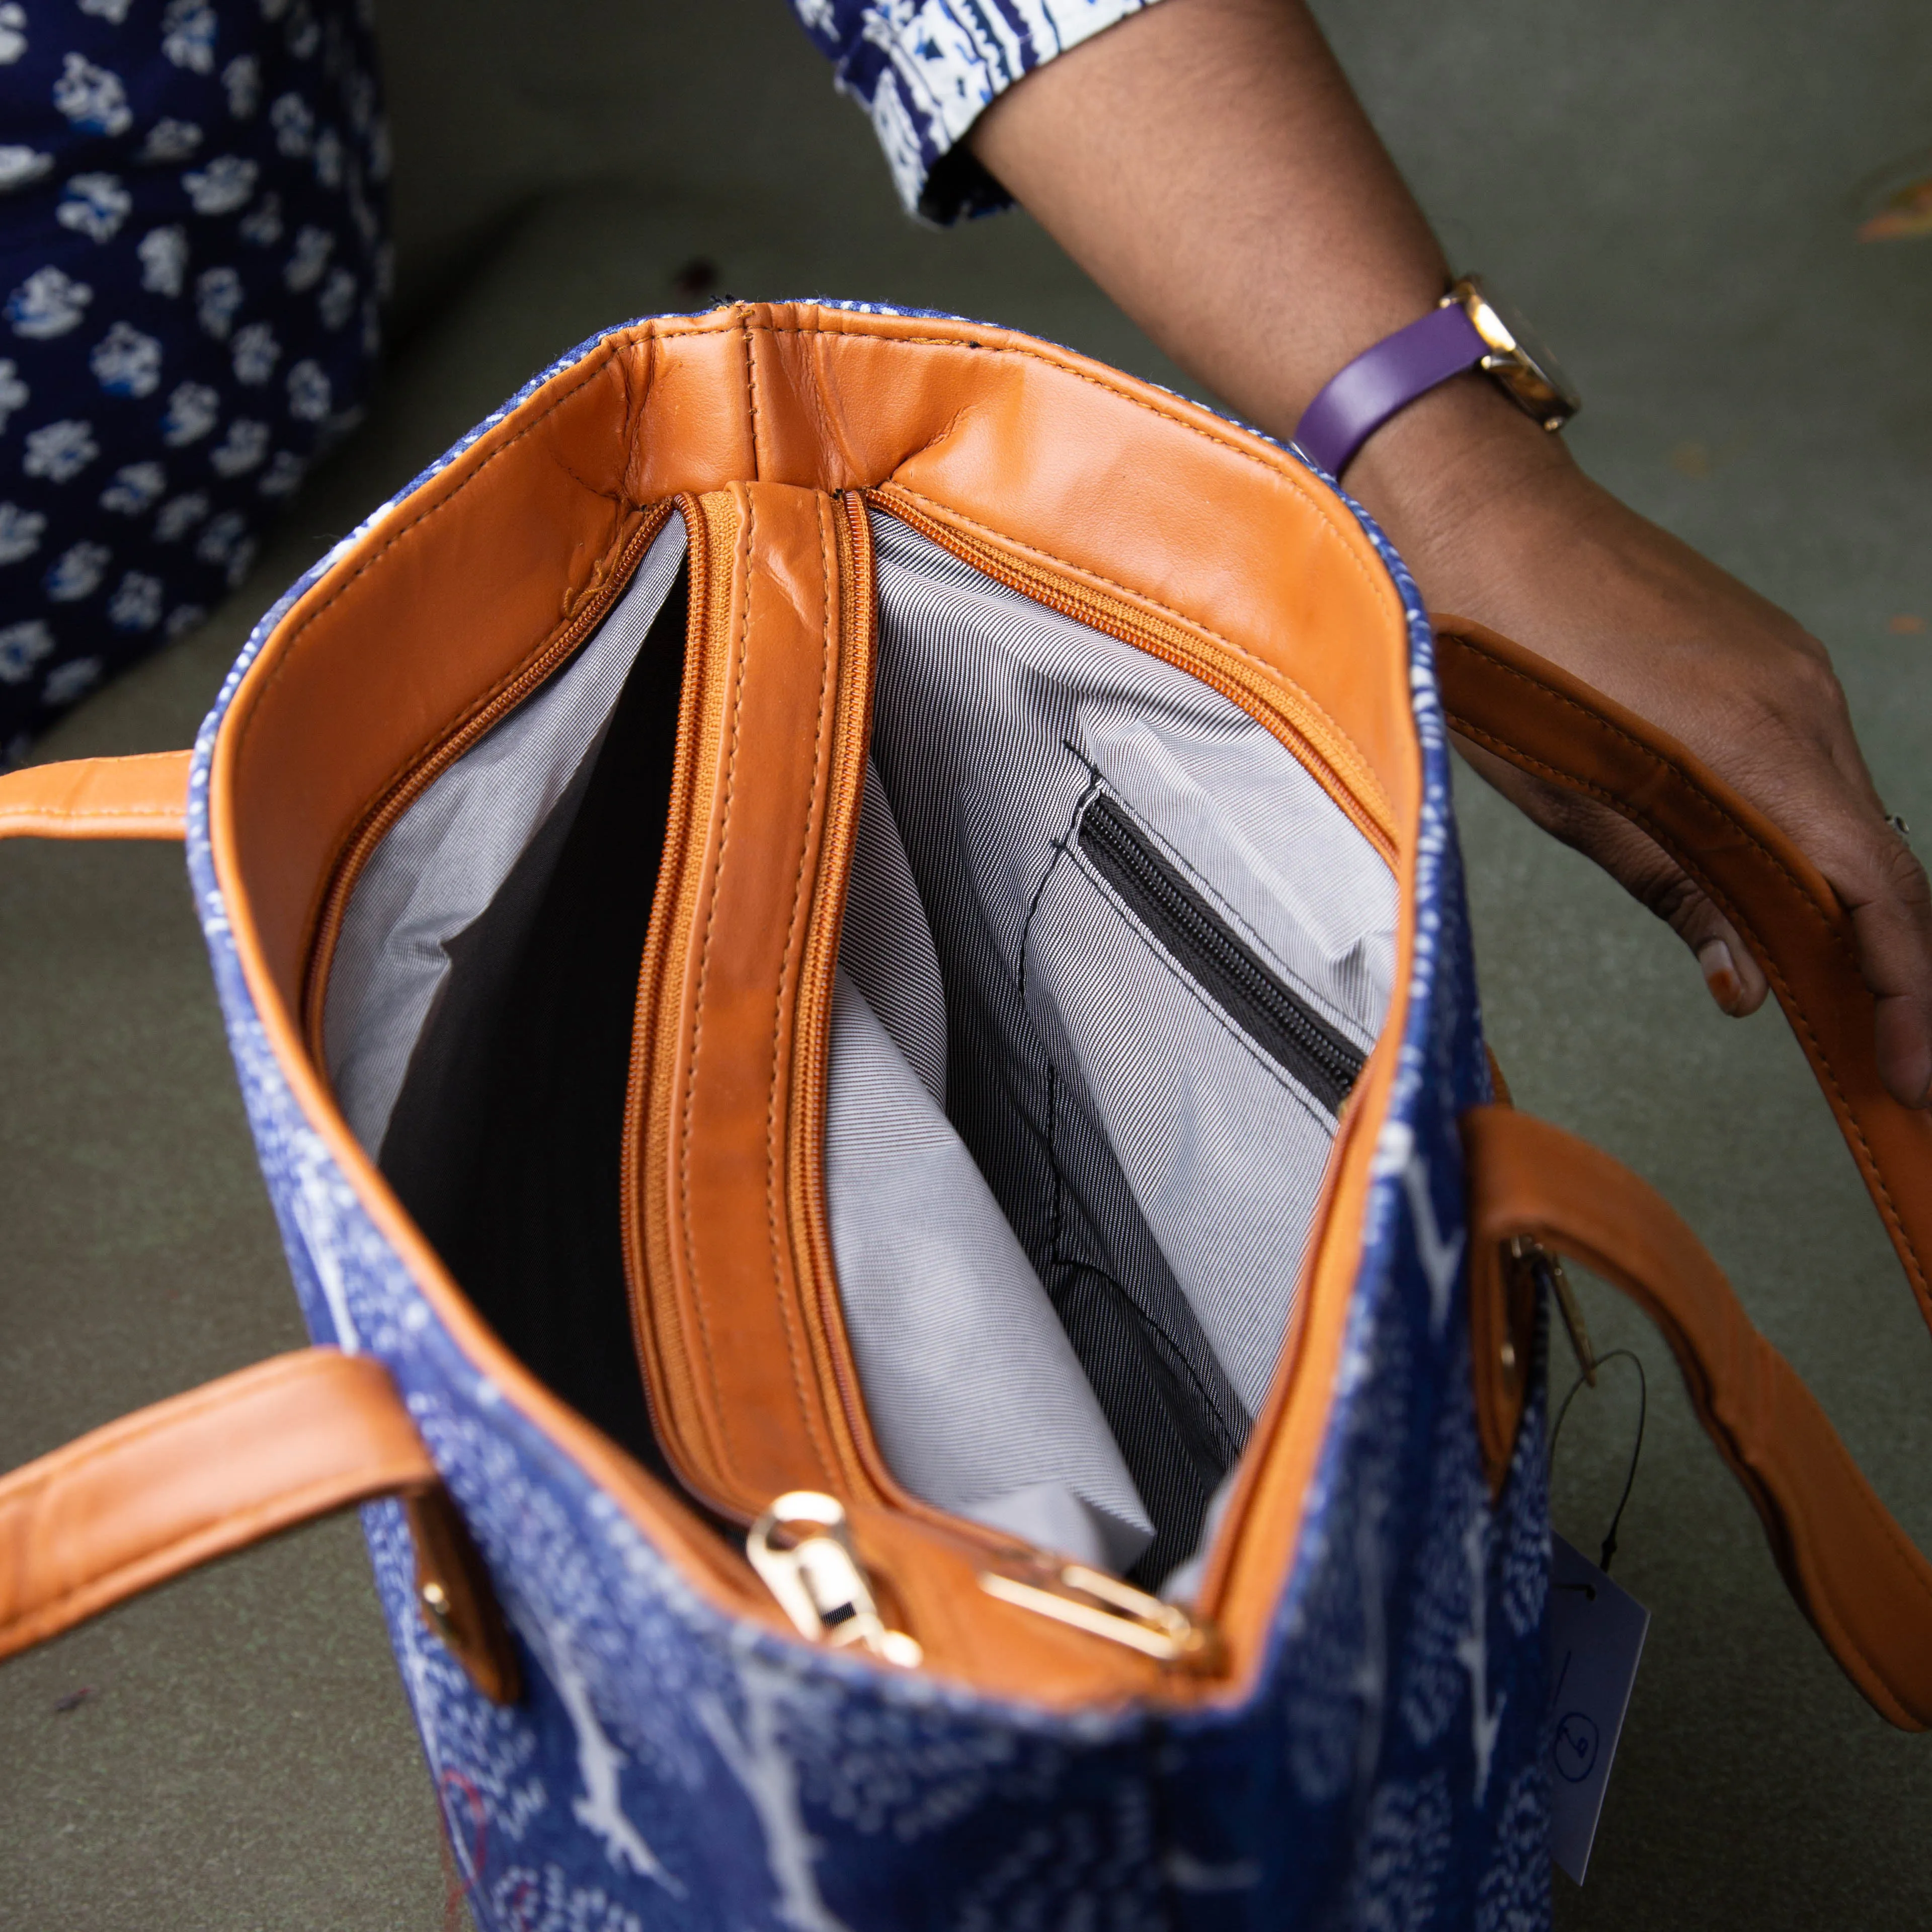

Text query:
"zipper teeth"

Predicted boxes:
[[301, 500, 676, 1053], [620, 491, 753, 1526], [798, 490, 890, 1505], [1079, 794, 1363, 1111], [868, 490, 1397, 871]]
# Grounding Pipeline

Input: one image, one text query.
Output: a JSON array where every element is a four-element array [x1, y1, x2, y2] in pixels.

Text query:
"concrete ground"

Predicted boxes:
[[2, 1, 1929, 1924]]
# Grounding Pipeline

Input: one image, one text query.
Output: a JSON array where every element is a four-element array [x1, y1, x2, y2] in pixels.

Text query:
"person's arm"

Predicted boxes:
[[969, 0, 1932, 1108]]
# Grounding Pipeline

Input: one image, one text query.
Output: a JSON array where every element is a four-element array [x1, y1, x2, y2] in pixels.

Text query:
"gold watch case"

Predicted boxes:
[[1444, 275, 1581, 433]]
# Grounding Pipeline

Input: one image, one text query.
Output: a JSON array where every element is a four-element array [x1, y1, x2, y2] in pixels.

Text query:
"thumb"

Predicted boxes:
[[1453, 735, 1771, 1017]]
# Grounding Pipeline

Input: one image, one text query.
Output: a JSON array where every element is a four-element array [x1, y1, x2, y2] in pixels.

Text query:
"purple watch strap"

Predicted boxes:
[[1292, 302, 1489, 478]]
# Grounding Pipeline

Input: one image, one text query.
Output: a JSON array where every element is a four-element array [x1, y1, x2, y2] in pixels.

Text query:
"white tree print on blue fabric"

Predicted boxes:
[[239, 190, 283, 245], [56, 172, 132, 243], [161, 379, 219, 443], [45, 539, 110, 600], [107, 569, 163, 629], [0, 619, 54, 681], [42, 655, 101, 703], [92, 320, 163, 396], [0, 145, 52, 190], [209, 416, 269, 474], [230, 317, 277, 382], [0, 356, 27, 428], [22, 418, 98, 479], [195, 263, 244, 336], [53, 53, 132, 136], [137, 225, 190, 296], [162, 0, 220, 73], [284, 222, 332, 289], [285, 355, 328, 419], [0, 501, 44, 562], [0, 6, 24, 64], [257, 448, 303, 496], [153, 490, 209, 540], [182, 152, 257, 213], [317, 263, 355, 327], [221, 52, 259, 117], [99, 460, 165, 514], [137, 117, 203, 163], [7, 267, 92, 339]]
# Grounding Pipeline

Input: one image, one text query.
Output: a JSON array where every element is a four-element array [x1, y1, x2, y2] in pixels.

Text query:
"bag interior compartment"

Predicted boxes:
[[324, 506, 1396, 1591]]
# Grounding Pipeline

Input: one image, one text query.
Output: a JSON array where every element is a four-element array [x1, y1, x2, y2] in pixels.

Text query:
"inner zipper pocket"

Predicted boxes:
[[1077, 791, 1365, 1115]]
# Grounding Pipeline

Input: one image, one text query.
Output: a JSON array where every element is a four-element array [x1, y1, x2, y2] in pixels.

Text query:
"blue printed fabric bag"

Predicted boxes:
[[4, 303, 1928, 1931]]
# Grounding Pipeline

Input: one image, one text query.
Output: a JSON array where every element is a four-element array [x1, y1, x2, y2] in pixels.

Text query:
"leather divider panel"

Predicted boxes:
[[626, 484, 874, 1517]]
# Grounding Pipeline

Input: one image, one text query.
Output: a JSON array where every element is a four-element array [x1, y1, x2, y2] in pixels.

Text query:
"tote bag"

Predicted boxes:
[[3, 303, 1928, 1932]]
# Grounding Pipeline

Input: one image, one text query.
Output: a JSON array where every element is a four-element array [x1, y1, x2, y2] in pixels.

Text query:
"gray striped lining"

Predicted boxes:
[[323, 505, 1395, 1585]]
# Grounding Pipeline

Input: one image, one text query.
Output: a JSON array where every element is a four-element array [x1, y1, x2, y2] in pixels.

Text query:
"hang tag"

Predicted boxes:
[[1546, 1534, 1648, 1884]]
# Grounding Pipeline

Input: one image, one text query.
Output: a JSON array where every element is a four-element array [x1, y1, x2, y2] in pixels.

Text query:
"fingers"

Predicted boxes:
[[1452, 736, 1771, 1016], [1457, 733, 1932, 1107], [1823, 819, 1932, 1108]]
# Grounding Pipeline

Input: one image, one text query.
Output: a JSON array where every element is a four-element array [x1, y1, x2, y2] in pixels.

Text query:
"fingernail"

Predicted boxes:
[[1698, 938, 1744, 1013]]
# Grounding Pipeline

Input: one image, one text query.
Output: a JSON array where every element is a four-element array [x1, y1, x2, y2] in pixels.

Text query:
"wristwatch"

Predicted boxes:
[[1292, 276, 1580, 479]]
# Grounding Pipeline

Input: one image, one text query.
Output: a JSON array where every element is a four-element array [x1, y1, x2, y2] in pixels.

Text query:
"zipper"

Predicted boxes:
[[301, 499, 677, 1055], [747, 1492, 924, 1668], [867, 487, 1398, 871], [1078, 791, 1364, 1115]]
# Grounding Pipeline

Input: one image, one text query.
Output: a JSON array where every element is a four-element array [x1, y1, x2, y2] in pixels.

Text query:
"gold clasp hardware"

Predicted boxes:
[[978, 1560, 1224, 1672], [1511, 1234, 1595, 1386], [747, 1492, 923, 1669]]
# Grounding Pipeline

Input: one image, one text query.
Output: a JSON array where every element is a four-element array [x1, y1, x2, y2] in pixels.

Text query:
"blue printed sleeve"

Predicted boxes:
[[790, 1, 1162, 223]]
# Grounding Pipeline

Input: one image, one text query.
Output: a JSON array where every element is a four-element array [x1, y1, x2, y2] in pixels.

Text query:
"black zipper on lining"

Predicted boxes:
[[1076, 792, 1366, 1115]]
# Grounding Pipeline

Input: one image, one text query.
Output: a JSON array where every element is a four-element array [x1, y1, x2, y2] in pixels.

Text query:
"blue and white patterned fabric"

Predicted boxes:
[[183, 307, 1554, 1930], [789, 0, 1162, 220], [0, 0, 384, 757]]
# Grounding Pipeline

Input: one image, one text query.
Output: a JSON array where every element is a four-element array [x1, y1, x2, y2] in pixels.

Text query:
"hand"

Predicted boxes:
[[1350, 376, 1932, 1108], [968, 0, 1932, 1106]]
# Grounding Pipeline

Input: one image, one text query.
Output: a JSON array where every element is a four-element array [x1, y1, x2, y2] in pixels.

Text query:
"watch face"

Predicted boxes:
[[1454, 276, 1581, 428]]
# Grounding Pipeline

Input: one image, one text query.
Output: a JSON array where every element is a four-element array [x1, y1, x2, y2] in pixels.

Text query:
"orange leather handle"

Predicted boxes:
[[0, 1347, 518, 1701], [0, 750, 191, 841], [1465, 1103, 1932, 1730], [1434, 618, 1932, 1334], [0, 1349, 432, 1658]]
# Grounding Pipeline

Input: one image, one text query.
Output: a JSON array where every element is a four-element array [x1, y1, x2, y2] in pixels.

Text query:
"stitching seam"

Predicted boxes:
[[677, 494, 751, 1472]]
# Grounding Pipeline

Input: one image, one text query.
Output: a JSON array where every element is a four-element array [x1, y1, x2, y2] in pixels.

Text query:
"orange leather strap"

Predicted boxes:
[[0, 750, 191, 841], [1465, 1104, 1932, 1730], [1434, 618, 1932, 1331], [0, 1349, 432, 1660]]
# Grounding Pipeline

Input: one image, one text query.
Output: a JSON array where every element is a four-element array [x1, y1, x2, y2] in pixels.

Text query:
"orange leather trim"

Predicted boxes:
[[0, 1349, 430, 1660], [1464, 1104, 1932, 1730], [0, 751, 189, 841], [629, 483, 863, 1513], [200, 304, 1419, 1700], [1435, 617, 1932, 1336]]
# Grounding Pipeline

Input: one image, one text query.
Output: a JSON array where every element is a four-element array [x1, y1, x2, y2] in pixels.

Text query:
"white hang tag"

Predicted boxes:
[[1546, 1533, 1649, 1884]]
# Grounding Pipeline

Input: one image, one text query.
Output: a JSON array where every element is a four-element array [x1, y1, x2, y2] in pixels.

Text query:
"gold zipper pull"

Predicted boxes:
[[747, 1492, 923, 1668], [978, 1558, 1224, 1672]]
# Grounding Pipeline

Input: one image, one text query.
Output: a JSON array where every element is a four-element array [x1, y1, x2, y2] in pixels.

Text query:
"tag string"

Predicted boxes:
[[1547, 1348, 1648, 1575]]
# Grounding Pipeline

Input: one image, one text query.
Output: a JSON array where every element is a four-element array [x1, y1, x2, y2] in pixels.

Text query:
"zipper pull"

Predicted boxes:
[[978, 1558, 1224, 1672], [747, 1492, 923, 1669]]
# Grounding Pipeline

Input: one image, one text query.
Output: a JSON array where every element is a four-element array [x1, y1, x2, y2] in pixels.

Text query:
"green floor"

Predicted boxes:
[[3, 1, 1930, 1924]]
